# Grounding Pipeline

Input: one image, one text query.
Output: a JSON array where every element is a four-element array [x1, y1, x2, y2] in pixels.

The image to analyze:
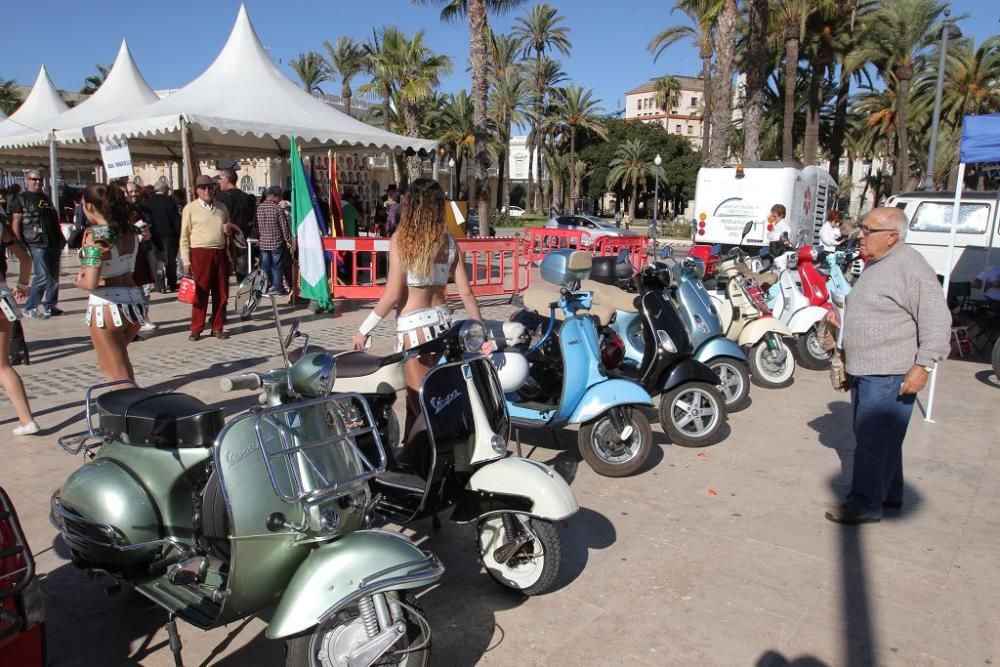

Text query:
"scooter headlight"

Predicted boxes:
[[693, 314, 710, 334], [490, 434, 508, 456], [656, 329, 677, 353], [459, 320, 487, 354]]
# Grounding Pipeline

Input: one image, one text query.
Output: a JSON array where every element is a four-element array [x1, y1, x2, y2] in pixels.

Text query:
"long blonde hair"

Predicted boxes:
[[395, 179, 447, 280]]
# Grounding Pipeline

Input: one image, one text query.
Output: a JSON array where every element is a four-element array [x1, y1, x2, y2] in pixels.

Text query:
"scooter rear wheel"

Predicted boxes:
[[707, 358, 751, 412], [659, 382, 727, 447], [285, 591, 429, 667], [578, 407, 653, 477], [749, 338, 795, 389]]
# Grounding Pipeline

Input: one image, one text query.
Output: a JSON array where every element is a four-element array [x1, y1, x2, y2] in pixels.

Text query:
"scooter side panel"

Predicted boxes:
[[694, 338, 747, 365], [786, 306, 829, 334], [737, 318, 793, 347], [567, 379, 654, 424], [266, 530, 444, 639], [550, 316, 613, 424], [465, 457, 578, 521], [659, 358, 721, 392]]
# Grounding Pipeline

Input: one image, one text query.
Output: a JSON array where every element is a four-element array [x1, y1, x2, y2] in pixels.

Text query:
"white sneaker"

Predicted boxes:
[[140, 321, 158, 332], [13, 420, 40, 436]]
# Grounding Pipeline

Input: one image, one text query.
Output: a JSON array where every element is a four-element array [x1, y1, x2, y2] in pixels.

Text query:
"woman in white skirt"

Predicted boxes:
[[0, 222, 38, 435], [352, 178, 485, 435]]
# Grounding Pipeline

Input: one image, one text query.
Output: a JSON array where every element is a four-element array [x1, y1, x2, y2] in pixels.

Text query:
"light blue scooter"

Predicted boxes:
[[504, 250, 656, 478]]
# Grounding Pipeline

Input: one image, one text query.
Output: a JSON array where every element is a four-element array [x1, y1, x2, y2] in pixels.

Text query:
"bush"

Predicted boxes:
[[658, 218, 694, 239]]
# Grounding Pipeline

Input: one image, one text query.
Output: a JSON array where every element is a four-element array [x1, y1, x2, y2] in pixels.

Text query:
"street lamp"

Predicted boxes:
[[448, 157, 456, 200], [651, 154, 662, 240], [924, 9, 962, 190]]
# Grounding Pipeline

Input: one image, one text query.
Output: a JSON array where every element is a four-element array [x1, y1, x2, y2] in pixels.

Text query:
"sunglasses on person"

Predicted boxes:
[[27, 177, 42, 182], [858, 223, 896, 235], [197, 184, 216, 190]]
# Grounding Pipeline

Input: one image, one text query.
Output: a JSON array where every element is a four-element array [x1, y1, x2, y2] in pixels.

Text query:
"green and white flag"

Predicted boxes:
[[290, 139, 333, 312]]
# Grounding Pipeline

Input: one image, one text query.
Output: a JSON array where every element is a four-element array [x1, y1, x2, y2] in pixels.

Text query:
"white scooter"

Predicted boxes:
[[763, 247, 832, 370]]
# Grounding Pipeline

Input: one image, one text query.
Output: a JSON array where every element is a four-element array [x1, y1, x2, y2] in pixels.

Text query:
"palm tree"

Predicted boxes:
[[490, 32, 523, 79], [653, 75, 683, 114], [490, 70, 529, 215], [513, 2, 571, 213], [324, 36, 367, 117], [523, 57, 566, 214], [418, 0, 527, 221], [437, 90, 477, 196], [361, 28, 400, 135], [846, 0, 945, 193], [554, 85, 607, 212], [572, 159, 592, 210], [771, 0, 813, 162], [80, 64, 110, 95], [709, 0, 739, 166], [0, 79, 22, 116], [648, 0, 723, 165], [826, 1, 878, 178], [289, 51, 331, 94], [742, 0, 770, 162], [606, 139, 661, 225], [935, 35, 1000, 121]]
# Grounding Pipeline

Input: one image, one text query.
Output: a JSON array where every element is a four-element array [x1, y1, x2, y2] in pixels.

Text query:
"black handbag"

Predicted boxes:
[[9, 320, 29, 366]]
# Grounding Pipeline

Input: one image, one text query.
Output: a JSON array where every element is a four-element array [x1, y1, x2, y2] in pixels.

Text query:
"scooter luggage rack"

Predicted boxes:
[[252, 393, 388, 504], [57, 379, 138, 455], [0, 487, 35, 642]]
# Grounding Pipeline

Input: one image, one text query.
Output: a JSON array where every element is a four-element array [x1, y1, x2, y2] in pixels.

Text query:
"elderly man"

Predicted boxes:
[[10, 170, 64, 318], [181, 175, 238, 341], [825, 207, 951, 524]]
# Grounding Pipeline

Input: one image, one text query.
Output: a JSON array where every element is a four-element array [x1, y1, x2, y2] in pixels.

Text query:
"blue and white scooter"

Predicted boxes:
[[497, 250, 655, 478]]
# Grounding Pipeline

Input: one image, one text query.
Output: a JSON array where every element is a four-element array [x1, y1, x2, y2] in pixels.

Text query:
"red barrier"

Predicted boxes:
[[592, 235, 647, 269], [323, 235, 531, 300], [521, 227, 593, 264]]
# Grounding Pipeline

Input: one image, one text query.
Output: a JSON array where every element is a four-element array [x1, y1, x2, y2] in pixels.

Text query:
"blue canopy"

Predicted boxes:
[[960, 114, 1000, 164]]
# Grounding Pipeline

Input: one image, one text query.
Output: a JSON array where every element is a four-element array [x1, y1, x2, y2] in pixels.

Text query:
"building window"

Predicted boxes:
[[687, 125, 693, 135], [690, 96, 698, 107], [240, 175, 254, 193], [675, 124, 682, 134]]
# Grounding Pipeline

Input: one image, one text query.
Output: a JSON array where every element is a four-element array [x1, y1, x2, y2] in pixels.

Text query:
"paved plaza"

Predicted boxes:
[[2, 256, 999, 666]]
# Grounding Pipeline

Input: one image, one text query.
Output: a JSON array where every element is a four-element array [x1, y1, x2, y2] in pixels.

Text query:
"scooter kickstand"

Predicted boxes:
[[515, 428, 524, 458], [166, 613, 184, 667]]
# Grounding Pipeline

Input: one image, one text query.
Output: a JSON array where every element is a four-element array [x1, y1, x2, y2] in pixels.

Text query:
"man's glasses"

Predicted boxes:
[[859, 224, 896, 235], [27, 177, 42, 182], [197, 185, 216, 190]]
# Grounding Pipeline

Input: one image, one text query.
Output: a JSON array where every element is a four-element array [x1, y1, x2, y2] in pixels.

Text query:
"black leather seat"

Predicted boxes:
[[96, 388, 224, 448], [335, 351, 386, 378]]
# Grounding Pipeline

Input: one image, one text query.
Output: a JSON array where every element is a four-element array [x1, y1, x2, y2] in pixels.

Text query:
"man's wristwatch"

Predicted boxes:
[[921, 365, 934, 373]]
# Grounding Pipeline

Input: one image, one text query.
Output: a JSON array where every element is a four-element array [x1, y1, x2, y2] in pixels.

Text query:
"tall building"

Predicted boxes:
[[624, 75, 705, 149]]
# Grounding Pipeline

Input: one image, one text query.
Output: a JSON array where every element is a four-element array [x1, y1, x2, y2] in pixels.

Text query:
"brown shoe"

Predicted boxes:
[[825, 503, 881, 525], [189, 333, 201, 342], [212, 331, 230, 340]]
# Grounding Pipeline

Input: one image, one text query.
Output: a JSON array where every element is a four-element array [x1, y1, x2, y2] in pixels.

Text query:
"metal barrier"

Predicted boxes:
[[593, 235, 648, 269], [521, 227, 593, 264], [324, 236, 530, 300]]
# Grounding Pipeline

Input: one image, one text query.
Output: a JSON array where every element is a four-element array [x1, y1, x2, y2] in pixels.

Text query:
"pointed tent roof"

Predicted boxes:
[[0, 41, 160, 149], [0, 66, 69, 140], [94, 5, 435, 158]]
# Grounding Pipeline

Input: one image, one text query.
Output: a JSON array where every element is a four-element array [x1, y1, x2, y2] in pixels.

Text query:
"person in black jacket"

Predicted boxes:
[[215, 169, 257, 282], [142, 182, 182, 291]]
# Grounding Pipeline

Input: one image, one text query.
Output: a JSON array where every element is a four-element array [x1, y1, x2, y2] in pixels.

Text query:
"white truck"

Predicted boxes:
[[692, 164, 839, 249], [884, 191, 1000, 281]]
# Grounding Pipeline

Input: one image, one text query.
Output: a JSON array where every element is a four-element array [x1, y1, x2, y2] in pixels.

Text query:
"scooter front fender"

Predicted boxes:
[[787, 306, 828, 335], [737, 318, 793, 347], [694, 337, 747, 365], [567, 379, 653, 424], [266, 530, 444, 640], [659, 358, 721, 392], [453, 457, 578, 523]]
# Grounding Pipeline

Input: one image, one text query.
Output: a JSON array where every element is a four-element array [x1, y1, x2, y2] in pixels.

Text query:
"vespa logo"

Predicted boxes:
[[430, 389, 461, 414], [226, 442, 257, 468]]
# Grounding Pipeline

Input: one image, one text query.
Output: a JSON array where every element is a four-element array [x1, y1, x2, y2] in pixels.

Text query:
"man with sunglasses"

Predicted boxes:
[[180, 175, 240, 341], [9, 170, 64, 318], [825, 207, 950, 525]]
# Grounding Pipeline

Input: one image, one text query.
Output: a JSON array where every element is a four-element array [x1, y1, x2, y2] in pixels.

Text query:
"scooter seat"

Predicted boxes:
[[96, 388, 224, 448], [580, 279, 638, 314], [334, 351, 386, 378], [332, 351, 407, 394]]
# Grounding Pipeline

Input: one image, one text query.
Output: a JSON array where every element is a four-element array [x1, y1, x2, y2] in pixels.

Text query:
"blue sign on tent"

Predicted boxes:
[[960, 114, 1000, 165]]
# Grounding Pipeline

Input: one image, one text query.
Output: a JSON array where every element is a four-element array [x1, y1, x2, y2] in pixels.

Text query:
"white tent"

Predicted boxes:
[[0, 40, 159, 151], [924, 113, 1000, 423], [0, 66, 69, 141], [93, 4, 435, 171]]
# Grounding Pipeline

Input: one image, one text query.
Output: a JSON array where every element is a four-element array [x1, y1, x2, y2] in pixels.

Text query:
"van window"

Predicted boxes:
[[908, 202, 990, 234]]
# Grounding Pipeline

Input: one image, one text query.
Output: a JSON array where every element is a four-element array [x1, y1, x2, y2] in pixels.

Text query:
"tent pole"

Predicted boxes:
[[924, 161, 967, 424], [48, 132, 60, 214], [180, 117, 191, 202]]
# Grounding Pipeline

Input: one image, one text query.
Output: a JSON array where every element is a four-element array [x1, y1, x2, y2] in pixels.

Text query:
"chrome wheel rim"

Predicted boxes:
[[670, 388, 721, 437], [711, 361, 744, 404], [591, 412, 642, 464], [806, 330, 827, 360]]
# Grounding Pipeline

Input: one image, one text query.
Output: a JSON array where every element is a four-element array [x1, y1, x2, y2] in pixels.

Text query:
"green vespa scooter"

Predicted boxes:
[[50, 274, 445, 667]]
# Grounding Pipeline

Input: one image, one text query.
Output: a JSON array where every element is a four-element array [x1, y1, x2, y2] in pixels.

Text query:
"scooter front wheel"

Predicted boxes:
[[578, 406, 653, 477], [748, 337, 795, 389], [796, 326, 832, 371], [478, 514, 562, 596], [659, 382, 727, 447], [707, 357, 751, 412], [285, 591, 430, 667]]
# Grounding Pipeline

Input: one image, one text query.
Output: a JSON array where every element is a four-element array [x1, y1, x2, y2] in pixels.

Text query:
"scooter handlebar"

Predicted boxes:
[[220, 373, 262, 393]]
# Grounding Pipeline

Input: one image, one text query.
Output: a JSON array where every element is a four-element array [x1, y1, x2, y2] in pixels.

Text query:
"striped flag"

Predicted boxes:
[[290, 139, 333, 312]]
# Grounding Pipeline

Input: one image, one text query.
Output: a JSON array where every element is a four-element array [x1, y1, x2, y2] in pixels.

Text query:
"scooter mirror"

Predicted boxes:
[[283, 318, 302, 349], [758, 247, 769, 258], [659, 245, 673, 259], [235, 269, 268, 319], [710, 244, 722, 256], [741, 221, 753, 238], [617, 248, 630, 264]]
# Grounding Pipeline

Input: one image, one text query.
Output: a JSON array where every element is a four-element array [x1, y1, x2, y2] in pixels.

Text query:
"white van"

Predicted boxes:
[[693, 164, 838, 249], [884, 191, 1000, 281]]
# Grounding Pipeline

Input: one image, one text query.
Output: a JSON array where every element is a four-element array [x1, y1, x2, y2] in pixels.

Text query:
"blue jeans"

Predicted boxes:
[[261, 247, 285, 292], [848, 375, 916, 516], [25, 245, 61, 311]]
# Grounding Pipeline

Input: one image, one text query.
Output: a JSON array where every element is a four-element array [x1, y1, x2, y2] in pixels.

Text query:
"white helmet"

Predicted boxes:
[[490, 351, 529, 393]]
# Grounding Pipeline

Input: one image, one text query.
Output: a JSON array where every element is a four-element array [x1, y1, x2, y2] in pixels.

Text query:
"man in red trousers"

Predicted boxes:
[[180, 175, 239, 341]]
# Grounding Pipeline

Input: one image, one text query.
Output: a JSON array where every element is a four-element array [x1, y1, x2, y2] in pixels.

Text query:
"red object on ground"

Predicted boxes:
[[707, 488, 719, 496], [189, 247, 229, 334], [0, 487, 46, 667]]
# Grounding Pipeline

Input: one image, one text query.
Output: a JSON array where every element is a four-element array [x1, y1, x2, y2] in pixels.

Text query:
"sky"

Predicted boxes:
[[2, 0, 998, 120]]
